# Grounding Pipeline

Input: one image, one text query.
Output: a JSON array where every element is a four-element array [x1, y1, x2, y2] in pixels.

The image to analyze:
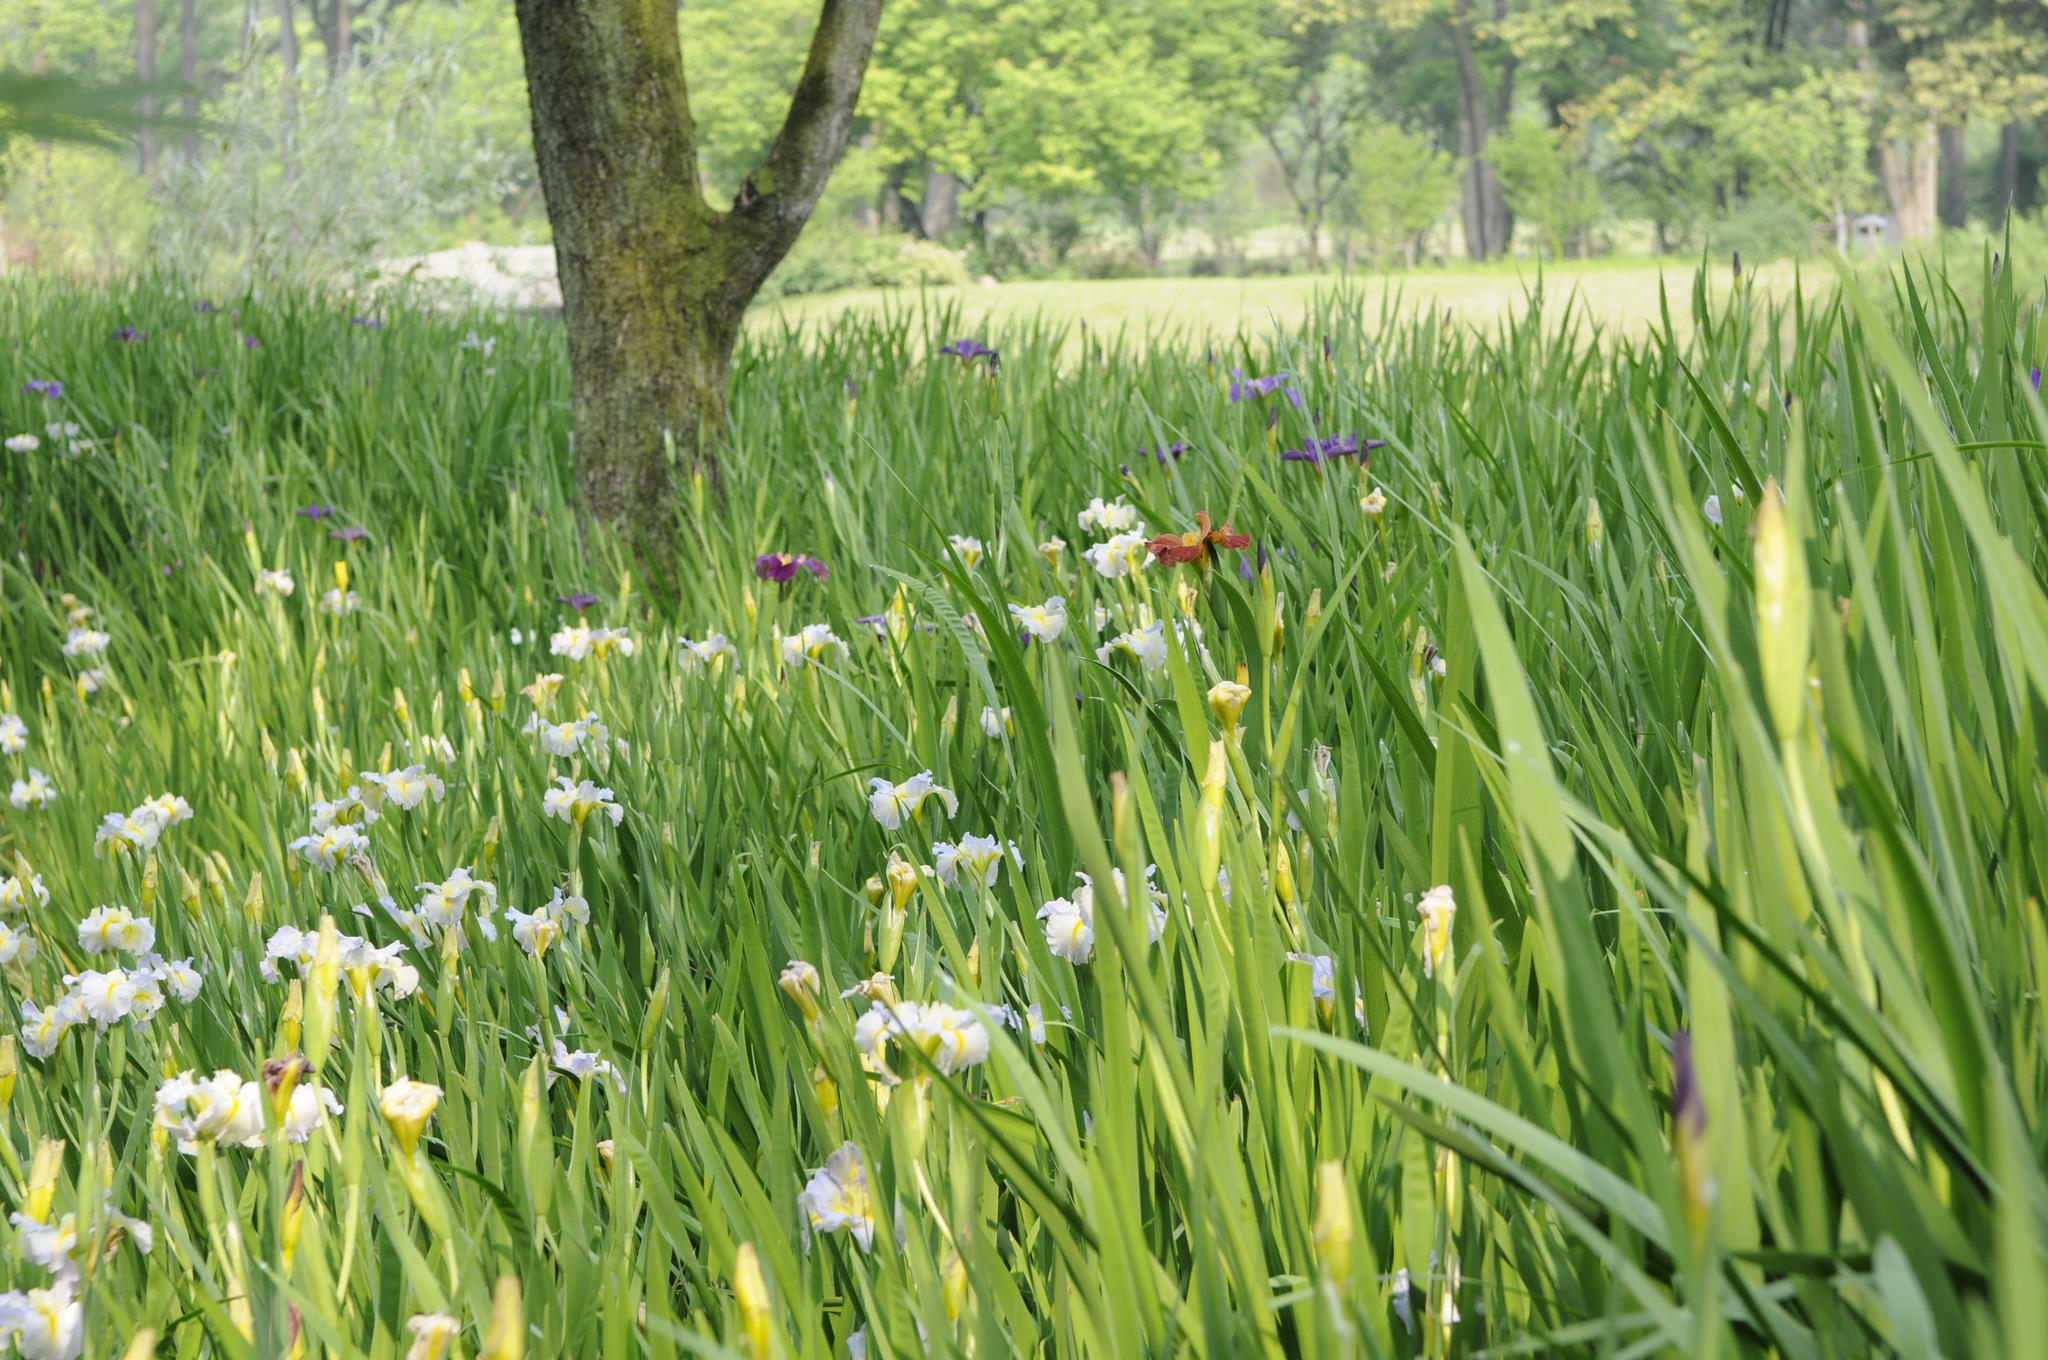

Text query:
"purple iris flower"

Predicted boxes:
[[1281, 434, 1383, 464], [242, 335, 262, 350], [329, 526, 371, 543], [2032, 366, 2042, 393], [20, 380, 62, 399], [299, 504, 335, 521], [555, 592, 599, 611], [939, 339, 995, 364], [1229, 370, 1304, 408], [844, 377, 859, 399], [193, 301, 220, 315], [1140, 441, 1191, 465], [755, 553, 829, 584], [114, 327, 146, 343], [351, 315, 384, 329]]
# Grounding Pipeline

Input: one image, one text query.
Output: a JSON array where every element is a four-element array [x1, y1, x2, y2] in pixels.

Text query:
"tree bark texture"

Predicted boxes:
[[137, 0, 159, 181], [1878, 120, 1939, 242], [1448, 2, 1505, 261], [1937, 124, 1965, 229], [920, 170, 959, 237], [514, 0, 883, 550], [278, 0, 298, 172], [329, 0, 351, 75], [179, 0, 198, 163], [2000, 121, 2021, 214]]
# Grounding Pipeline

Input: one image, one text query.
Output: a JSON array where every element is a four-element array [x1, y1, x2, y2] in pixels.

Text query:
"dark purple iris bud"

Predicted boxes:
[[555, 592, 598, 611], [114, 327, 146, 342], [242, 335, 262, 349], [329, 525, 370, 543], [298, 504, 335, 521], [1140, 441, 1191, 465], [2032, 366, 2042, 393], [20, 379, 62, 399], [1672, 1032, 1704, 1137], [844, 377, 858, 399], [193, 300, 219, 314]]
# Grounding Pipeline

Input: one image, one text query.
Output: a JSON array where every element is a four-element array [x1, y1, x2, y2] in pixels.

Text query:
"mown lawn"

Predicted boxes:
[[754, 257, 1793, 348]]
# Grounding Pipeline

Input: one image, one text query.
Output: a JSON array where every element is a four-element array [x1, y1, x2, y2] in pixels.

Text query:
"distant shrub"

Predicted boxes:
[[759, 230, 970, 300], [1706, 197, 1818, 263], [1068, 245, 1153, 280]]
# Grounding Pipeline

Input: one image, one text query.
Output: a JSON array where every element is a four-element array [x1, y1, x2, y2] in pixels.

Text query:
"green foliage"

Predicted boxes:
[[1488, 117, 1602, 257], [1723, 68, 1876, 250], [1343, 119, 1458, 267], [758, 153, 971, 300], [9, 0, 2048, 284], [3, 250, 2048, 1355], [677, 0, 821, 205]]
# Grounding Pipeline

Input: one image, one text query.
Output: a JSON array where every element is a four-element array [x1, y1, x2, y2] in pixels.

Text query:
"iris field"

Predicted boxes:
[[1, 259, 2046, 1358]]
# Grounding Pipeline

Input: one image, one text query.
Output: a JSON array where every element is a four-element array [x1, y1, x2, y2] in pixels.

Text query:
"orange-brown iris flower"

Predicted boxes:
[[1146, 511, 1252, 567]]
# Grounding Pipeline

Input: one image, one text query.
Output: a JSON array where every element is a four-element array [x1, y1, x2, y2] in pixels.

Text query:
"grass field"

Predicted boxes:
[[754, 258, 1794, 347], [1, 255, 2045, 1358]]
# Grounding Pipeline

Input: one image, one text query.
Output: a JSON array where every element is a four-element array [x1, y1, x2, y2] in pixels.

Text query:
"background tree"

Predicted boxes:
[[1489, 116, 1601, 257], [1373, 0, 1517, 260], [1344, 117, 1458, 266], [510, 0, 884, 549], [135, 0, 156, 180], [858, 0, 1003, 239], [1724, 65, 1873, 249], [1256, 0, 1365, 269]]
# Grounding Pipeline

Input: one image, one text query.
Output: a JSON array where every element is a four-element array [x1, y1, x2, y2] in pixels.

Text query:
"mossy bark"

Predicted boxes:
[[514, 0, 883, 558]]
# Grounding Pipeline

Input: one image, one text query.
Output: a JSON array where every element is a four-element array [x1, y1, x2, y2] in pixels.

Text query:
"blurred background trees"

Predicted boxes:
[[4, 0, 2048, 289]]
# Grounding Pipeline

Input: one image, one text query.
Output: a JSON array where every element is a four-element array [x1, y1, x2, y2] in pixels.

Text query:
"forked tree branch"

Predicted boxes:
[[716, 0, 885, 297]]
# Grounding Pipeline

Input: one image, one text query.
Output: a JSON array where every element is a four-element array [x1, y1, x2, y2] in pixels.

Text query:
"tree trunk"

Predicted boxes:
[[514, 0, 882, 552], [1131, 185, 1159, 270], [1448, 1, 1496, 261], [877, 163, 903, 230], [179, 0, 198, 163], [1488, 37, 1517, 256], [920, 170, 959, 237], [2000, 120, 2021, 215], [1937, 123, 1965, 229], [278, 0, 298, 173], [1876, 120, 1939, 241], [325, 0, 350, 77], [137, 0, 159, 182]]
